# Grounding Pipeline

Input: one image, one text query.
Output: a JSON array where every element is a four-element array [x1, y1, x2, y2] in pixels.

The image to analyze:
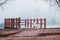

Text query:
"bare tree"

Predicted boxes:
[[0, 0, 13, 10], [44, 0, 60, 7], [0, 0, 8, 6], [0, 0, 8, 10], [56, 0, 60, 7]]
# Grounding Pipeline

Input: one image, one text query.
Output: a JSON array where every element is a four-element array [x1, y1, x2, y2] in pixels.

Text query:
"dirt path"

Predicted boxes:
[[10, 29, 40, 37]]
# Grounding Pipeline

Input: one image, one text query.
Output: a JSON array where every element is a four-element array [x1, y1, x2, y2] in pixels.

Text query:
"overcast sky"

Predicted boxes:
[[0, 0, 60, 28]]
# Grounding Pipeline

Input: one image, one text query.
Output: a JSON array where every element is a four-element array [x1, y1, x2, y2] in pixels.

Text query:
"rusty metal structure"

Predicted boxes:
[[4, 17, 46, 29], [4, 17, 20, 29]]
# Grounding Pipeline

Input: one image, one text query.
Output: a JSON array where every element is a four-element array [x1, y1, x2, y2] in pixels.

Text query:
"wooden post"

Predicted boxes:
[[9, 19, 11, 28], [6, 19, 8, 27], [7, 19, 9, 27], [27, 19, 29, 27], [36, 19, 38, 24], [16, 18, 17, 29], [44, 18, 46, 29], [13, 18, 15, 28], [16, 18, 19, 29], [25, 19, 26, 27], [4, 19, 11, 29], [11, 18, 12, 28], [8, 19, 10, 28], [14, 18, 17, 29], [4, 19, 6, 28], [33, 19, 35, 22], [30, 19, 32, 28], [18, 17, 20, 29], [40, 19, 42, 29], [13, 18, 14, 28], [11, 18, 14, 28], [33, 19, 35, 29]]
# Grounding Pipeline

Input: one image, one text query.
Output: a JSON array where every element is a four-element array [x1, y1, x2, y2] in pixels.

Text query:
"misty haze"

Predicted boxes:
[[0, 0, 60, 29]]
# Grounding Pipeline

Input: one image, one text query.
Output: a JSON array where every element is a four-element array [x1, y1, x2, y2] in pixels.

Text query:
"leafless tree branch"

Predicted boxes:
[[56, 0, 60, 7], [0, 0, 8, 6]]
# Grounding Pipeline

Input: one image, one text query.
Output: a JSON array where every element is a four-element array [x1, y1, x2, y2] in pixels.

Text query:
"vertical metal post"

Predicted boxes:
[[16, 18, 17, 29], [33, 19, 35, 22], [40, 19, 42, 29], [11, 18, 12, 28], [30, 19, 32, 28], [25, 19, 26, 27], [8, 19, 10, 27], [27, 19, 29, 27], [18, 17, 20, 29], [4, 19, 6, 28], [36, 19, 38, 24], [33, 19, 35, 29], [44, 18, 46, 29], [11, 18, 14, 28]]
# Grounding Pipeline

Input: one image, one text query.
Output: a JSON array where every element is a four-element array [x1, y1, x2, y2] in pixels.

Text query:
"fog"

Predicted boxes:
[[0, 0, 60, 28]]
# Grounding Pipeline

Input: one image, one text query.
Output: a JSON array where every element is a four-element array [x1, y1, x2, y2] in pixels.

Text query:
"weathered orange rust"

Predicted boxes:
[[33, 19, 35, 22], [40, 19, 42, 29], [36, 19, 38, 24], [8, 19, 10, 27], [25, 19, 26, 27], [44, 18, 46, 29], [16, 17, 20, 29], [4, 18, 46, 29], [4, 17, 20, 29], [11, 18, 14, 28], [30, 19, 32, 28], [4, 19, 5, 28], [27, 19, 29, 27], [18, 17, 20, 29]]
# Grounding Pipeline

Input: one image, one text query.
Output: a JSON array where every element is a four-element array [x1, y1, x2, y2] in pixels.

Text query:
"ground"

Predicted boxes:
[[0, 28, 60, 40]]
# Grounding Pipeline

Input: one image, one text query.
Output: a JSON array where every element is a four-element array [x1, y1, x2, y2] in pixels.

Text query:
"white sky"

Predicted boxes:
[[0, 0, 60, 27]]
